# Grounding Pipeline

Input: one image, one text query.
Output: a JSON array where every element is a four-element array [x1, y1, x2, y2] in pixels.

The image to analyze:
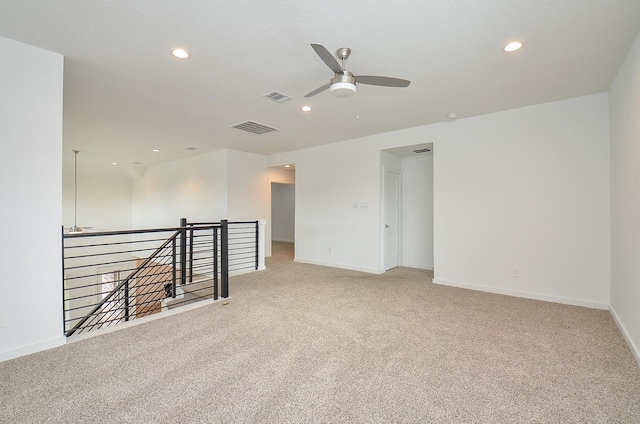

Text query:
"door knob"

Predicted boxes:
[[385, 224, 390, 228]]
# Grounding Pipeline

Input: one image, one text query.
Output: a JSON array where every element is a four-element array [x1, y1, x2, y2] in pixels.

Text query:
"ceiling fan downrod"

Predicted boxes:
[[336, 47, 351, 71]]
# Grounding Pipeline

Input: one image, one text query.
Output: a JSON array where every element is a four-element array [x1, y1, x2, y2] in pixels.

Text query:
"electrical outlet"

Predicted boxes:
[[513, 266, 520, 277], [0, 310, 6, 328]]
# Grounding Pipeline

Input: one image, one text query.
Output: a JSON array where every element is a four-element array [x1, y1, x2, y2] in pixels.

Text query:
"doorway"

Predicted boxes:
[[383, 169, 401, 270], [381, 143, 434, 271], [271, 182, 295, 259]]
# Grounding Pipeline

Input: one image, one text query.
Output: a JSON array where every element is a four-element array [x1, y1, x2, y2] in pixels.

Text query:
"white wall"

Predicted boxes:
[[270, 93, 610, 307], [0, 36, 65, 360], [63, 169, 132, 231], [271, 183, 295, 243], [227, 150, 294, 256], [226, 150, 269, 221], [133, 148, 294, 256], [132, 150, 229, 228], [433, 94, 610, 308], [401, 153, 434, 270], [272, 143, 383, 273], [609, 30, 640, 364]]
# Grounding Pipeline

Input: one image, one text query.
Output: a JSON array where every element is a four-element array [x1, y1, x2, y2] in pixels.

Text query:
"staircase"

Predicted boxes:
[[162, 273, 214, 311]]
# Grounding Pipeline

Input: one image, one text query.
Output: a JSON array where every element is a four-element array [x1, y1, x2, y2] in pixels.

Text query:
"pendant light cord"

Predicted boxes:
[[73, 150, 79, 228]]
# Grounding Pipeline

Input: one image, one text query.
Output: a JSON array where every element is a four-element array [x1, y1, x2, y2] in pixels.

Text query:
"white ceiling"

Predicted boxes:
[[2, 1, 639, 175]]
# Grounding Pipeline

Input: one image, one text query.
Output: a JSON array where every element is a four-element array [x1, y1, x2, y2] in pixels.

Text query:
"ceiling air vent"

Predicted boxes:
[[263, 91, 292, 103], [413, 148, 431, 154], [231, 120, 279, 135]]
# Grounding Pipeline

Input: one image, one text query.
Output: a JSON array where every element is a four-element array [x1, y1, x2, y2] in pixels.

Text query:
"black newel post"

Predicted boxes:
[[213, 226, 219, 300], [189, 226, 194, 283], [179, 218, 187, 285], [171, 237, 177, 298], [221, 219, 229, 298]]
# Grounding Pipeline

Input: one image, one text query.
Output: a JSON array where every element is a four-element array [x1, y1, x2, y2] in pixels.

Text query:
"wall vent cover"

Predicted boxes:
[[413, 148, 432, 154], [231, 120, 279, 135], [263, 91, 292, 103]]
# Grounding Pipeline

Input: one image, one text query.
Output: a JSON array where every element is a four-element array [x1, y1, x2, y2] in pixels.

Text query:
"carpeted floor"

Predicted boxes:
[[1, 242, 639, 423]]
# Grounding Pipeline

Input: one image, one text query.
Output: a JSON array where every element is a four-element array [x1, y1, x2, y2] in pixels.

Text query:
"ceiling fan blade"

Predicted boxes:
[[355, 76, 411, 87], [311, 44, 343, 75], [304, 83, 331, 98]]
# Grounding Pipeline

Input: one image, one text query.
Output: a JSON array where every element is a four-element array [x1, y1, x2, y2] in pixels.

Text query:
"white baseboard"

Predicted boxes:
[[294, 258, 384, 274], [432, 278, 609, 310], [609, 305, 640, 368], [0, 336, 66, 363], [401, 262, 434, 271], [229, 268, 259, 277]]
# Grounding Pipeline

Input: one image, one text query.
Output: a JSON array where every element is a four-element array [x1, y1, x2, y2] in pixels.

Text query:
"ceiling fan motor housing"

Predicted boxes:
[[330, 70, 356, 97], [331, 70, 355, 85]]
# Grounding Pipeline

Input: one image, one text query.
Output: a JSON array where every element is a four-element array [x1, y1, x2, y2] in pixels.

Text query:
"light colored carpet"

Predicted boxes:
[[1, 242, 639, 423]]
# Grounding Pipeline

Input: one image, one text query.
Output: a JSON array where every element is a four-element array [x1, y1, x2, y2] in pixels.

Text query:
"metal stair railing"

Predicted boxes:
[[62, 220, 239, 337], [64, 230, 180, 337]]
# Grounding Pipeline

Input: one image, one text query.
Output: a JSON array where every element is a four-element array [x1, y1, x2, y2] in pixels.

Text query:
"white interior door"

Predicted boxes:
[[383, 169, 400, 270]]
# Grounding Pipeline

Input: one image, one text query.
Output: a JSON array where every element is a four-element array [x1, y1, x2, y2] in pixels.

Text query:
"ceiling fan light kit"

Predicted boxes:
[[330, 82, 356, 97], [305, 43, 410, 98], [330, 71, 357, 97]]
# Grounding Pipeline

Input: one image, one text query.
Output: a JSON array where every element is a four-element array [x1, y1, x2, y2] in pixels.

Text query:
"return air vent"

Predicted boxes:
[[413, 148, 432, 154], [263, 91, 292, 103], [231, 120, 279, 135]]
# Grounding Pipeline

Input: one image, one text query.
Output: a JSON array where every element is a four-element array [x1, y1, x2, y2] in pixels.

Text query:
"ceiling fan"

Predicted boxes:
[[67, 150, 92, 234], [305, 43, 411, 98]]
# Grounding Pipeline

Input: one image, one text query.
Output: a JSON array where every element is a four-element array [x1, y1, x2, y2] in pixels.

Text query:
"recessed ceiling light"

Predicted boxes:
[[503, 41, 524, 52], [111, 162, 118, 166], [447, 112, 458, 120], [170, 48, 191, 59], [152, 149, 160, 152], [284, 164, 291, 168], [301, 106, 312, 112]]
